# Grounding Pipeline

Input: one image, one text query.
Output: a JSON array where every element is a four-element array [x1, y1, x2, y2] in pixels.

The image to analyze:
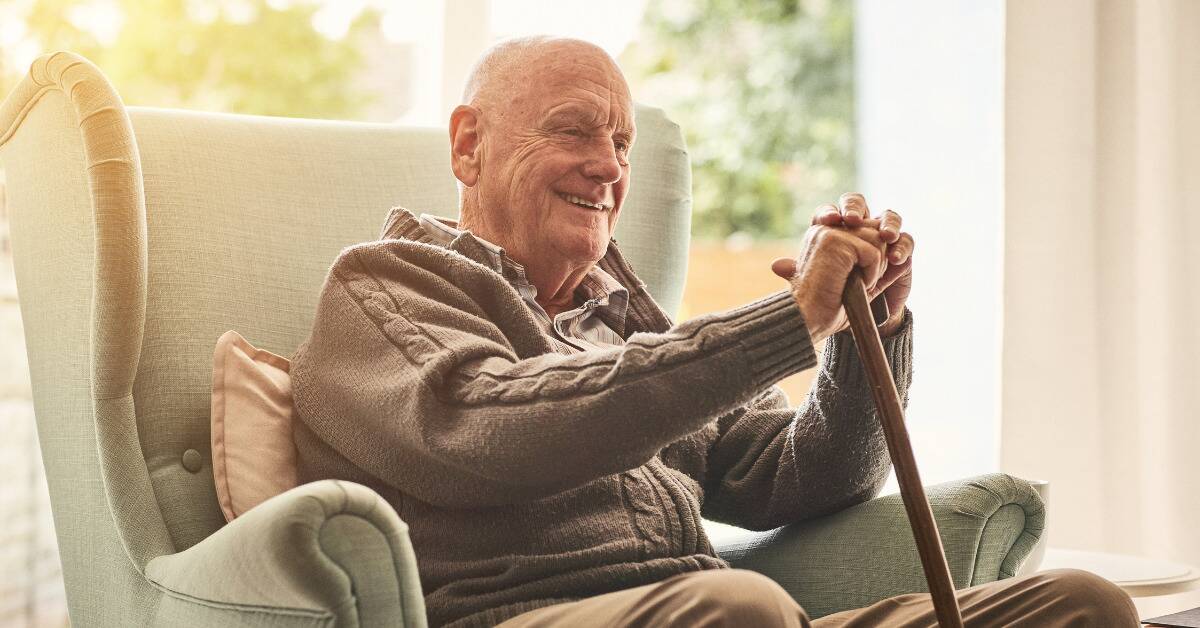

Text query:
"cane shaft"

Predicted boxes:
[[842, 269, 964, 628]]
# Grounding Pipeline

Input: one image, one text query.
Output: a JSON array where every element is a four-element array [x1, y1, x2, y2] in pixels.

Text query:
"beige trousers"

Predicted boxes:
[[496, 568, 1139, 627]]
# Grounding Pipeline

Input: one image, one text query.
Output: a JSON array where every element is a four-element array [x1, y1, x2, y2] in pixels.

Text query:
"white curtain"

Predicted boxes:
[[1001, 0, 1200, 564]]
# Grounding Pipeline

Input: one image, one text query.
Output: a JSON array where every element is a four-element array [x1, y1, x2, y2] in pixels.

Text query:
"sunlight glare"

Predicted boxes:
[[311, 0, 367, 40], [185, 0, 220, 25], [66, 0, 124, 46], [380, 3, 444, 43], [0, 15, 27, 48], [11, 39, 40, 75], [223, 0, 259, 25], [489, 0, 647, 56]]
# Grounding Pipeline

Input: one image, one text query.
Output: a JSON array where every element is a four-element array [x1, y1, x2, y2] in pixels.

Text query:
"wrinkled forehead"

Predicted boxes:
[[517, 50, 635, 131]]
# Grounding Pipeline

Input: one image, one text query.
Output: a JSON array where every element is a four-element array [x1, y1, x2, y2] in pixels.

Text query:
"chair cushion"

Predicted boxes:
[[210, 330, 297, 521]]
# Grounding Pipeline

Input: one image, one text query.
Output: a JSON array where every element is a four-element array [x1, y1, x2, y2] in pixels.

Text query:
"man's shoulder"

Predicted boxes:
[[318, 236, 521, 326], [328, 236, 493, 282]]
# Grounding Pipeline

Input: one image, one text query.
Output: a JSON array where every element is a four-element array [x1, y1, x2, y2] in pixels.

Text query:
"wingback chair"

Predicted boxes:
[[0, 51, 1046, 627]]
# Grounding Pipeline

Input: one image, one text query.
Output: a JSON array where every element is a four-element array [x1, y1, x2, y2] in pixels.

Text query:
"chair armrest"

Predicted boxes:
[[711, 473, 1045, 619], [145, 480, 427, 627]]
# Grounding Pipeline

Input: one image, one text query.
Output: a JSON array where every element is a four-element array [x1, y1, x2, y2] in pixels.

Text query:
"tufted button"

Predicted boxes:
[[181, 449, 203, 473]]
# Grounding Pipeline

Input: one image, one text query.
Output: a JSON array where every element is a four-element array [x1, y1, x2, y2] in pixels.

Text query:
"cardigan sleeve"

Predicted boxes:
[[291, 242, 818, 508], [696, 309, 914, 530]]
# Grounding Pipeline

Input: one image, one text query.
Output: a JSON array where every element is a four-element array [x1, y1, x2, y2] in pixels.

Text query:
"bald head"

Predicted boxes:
[[461, 36, 628, 112]]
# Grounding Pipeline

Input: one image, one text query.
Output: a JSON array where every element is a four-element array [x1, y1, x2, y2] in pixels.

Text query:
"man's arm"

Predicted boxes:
[[291, 241, 818, 510], [696, 309, 913, 531]]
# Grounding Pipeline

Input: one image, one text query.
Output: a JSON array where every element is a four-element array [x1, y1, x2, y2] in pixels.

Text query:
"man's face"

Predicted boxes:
[[476, 48, 636, 266]]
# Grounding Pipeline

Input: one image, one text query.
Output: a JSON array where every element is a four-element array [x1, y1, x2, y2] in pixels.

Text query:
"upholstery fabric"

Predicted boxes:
[[210, 330, 296, 521], [714, 473, 1045, 619], [146, 479, 427, 627], [0, 52, 169, 627]]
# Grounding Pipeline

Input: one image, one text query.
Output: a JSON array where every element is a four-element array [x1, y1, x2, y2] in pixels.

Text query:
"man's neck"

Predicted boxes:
[[524, 259, 592, 318], [458, 211, 592, 319]]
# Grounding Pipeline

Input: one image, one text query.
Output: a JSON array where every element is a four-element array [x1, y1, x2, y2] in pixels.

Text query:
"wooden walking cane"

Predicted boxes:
[[842, 268, 965, 628]]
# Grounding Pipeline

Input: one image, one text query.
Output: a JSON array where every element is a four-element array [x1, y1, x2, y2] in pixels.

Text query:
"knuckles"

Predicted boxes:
[[800, 215, 915, 273]]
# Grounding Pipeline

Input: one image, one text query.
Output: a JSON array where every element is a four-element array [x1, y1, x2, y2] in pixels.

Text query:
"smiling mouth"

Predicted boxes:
[[557, 192, 612, 211]]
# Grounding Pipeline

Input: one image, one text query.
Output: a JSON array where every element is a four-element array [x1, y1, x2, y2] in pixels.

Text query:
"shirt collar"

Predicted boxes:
[[417, 212, 630, 332], [418, 213, 506, 260]]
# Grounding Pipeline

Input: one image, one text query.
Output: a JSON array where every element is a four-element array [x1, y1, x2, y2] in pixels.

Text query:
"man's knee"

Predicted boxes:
[[671, 569, 809, 627], [1036, 568, 1138, 625]]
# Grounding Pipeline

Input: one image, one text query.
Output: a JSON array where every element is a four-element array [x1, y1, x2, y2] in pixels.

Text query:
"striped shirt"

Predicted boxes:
[[418, 214, 629, 353]]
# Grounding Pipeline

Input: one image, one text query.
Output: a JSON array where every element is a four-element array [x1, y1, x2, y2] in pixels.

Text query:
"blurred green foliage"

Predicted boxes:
[[623, 0, 856, 239], [0, 0, 376, 119]]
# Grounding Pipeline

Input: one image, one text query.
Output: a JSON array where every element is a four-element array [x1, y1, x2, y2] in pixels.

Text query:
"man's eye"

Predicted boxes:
[[562, 127, 585, 137], [614, 141, 630, 153]]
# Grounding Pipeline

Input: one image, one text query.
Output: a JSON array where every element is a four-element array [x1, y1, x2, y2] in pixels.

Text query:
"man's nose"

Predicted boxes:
[[581, 142, 623, 185]]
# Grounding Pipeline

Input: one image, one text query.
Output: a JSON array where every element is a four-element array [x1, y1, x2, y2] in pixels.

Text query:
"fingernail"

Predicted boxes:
[[892, 250, 903, 262]]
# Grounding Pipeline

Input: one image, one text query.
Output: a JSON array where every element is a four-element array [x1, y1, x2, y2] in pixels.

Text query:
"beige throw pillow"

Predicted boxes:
[[210, 330, 298, 521]]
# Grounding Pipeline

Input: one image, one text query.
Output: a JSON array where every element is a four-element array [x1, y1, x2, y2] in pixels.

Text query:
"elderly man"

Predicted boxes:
[[292, 37, 1136, 627]]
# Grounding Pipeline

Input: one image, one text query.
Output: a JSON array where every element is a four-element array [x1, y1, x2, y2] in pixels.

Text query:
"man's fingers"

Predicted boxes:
[[771, 257, 798, 279], [839, 192, 870, 226], [887, 232, 915, 264], [869, 257, 912, 299], [846, 223, 888, 249], [835, 225, 890, 283], [811, 203, 842, 226], [839, 230, 886, 288], [790, 225, 889, 295], [879, 209, 902, 243]]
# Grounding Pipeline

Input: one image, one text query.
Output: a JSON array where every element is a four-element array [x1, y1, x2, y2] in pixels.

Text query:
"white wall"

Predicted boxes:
[[854, 0, 1005, 487]]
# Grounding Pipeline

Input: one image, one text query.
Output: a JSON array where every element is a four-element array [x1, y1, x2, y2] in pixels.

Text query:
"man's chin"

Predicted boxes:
[[554, 237, 610, 265]]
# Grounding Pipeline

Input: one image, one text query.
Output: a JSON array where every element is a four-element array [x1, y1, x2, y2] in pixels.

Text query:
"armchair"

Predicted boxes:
[[0, 51, 1044, 626]]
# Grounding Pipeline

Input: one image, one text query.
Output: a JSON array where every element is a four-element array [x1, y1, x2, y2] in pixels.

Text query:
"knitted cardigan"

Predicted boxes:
[[291, 207, 914, 627]]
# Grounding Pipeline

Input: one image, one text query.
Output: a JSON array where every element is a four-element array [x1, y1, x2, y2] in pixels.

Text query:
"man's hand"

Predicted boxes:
[[771, 193, 915, 343], [816, 193, 914, 336]]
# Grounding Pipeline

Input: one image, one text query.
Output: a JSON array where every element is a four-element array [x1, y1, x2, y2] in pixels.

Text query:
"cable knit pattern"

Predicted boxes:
[[291, 208, 914, 627]]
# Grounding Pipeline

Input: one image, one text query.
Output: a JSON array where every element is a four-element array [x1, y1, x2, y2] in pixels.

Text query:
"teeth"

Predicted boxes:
[[560, 193, 610, 211]]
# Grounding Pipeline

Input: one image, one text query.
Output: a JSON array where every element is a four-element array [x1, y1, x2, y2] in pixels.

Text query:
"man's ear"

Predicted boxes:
[[449, 105, 483, 188]]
